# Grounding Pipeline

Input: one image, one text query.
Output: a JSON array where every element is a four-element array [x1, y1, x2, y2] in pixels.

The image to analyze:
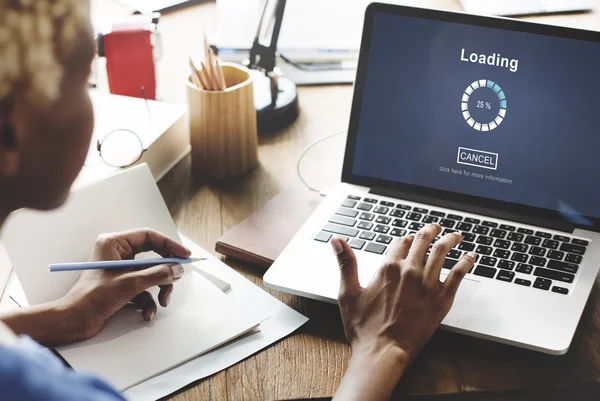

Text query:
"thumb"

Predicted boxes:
[[331, 237, 361, 300], [125, 263, 185, 294]]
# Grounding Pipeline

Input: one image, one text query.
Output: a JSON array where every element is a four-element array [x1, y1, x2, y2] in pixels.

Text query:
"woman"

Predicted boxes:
[[0, 1, 475, 400]]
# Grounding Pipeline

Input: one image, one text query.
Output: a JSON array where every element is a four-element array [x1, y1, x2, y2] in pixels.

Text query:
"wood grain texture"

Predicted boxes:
[[89, 1, 600, 400]]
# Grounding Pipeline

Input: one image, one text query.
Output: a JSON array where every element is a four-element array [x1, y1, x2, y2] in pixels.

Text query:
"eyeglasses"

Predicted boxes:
[[84, 129, 145, 168]]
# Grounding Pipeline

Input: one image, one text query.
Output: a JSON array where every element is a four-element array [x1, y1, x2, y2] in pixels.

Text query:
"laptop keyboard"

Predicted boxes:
[[314, 195, 591, 295]]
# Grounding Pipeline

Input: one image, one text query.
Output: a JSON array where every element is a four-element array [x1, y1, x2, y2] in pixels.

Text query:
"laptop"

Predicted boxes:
[[460, 0, 594, 17], [264, 3, 600, 355]]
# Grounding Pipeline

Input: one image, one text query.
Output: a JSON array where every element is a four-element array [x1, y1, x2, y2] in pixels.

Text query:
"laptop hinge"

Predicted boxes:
[[370, 187, 575, 233]]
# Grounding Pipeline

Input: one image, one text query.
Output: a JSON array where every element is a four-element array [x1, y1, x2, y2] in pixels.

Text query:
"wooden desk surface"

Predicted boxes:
[[90, 1, 600, 400]]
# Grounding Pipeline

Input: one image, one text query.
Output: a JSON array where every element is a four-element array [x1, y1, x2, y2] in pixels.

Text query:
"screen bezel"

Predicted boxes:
[[342, 2, 600, 232]]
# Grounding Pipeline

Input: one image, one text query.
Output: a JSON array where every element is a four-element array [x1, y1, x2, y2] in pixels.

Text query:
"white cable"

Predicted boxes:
[[296, 130, 346, 193]]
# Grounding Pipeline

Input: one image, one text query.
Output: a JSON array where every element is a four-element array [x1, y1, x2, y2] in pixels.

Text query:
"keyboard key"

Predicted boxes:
[[476, 245, 493, 255], [357, 203, 373, 211], [365, 242, 386, 254], [390, 210, 405, 218], [323, 224, 359, 237], [392, 219, 408, 228], [552, 286, 569, 295], [376, 216, 391, 224], [443, 229, 458, 236], [498, 260, 515, 270], [465, 217, 480, 224], [518, 228, 534, 235], [447, 214, 463, 221], [359, 231, 376, 241], [374, 206, 389, 215], [396, 204, 411, 210], [490, 229, 507, 239], [380, 201, 394, 207], [406, 213, 422, 221], [533, 278, 552, 291], [448, 249, 462, 259], [462, 233, 476, 242], [329, 215, 357, 227], [529, 247, 546, 257], [547, 260, 579, 274], [542, 239, 559, 250], [439, 219, 456, 228], [376, 235, 393, 244], [496, 270, 515, 282], [374, 225, 390, 234], [547, 250, 564, 261], [500, 224, 516, 231], [516, 263, 533, 274], [554, 235, 570, 242], [336, 207, 358, 218], [359, 213, 375, 221], [423, 255, 459, 269], [507, 232, 524, 242], [364, 198, 378, 204], [529, 256, 547, 267], [390, 228, 406, 237], [409, 222, 425, 231], [515, 278, 532, 287], [458, 242, 476, 251], [525, 236, 541, 246], [482, 221, 498, 228], [473, 226, 489, 235], [559, 243, 586, 256], [357, 221, 373, 230], [456, 222, 473, 231], [332, 235, 349, 243], [565, 254, 582, 264], [480, 256, 497, 267], [422, 215, 439, 223], [347, 195, 361, 200], [341, 199, 357, 208], [474, 265, 497, 278], [314, 232, 332, 243], [414, 207, 428, 214], [572, 239, 589, 246], [535, 231, 552, 239], [511, 253, 528, 262], [511, 243, 528, 253], [430, 211, 445, 217], [476, 236, 493, 245], [493, 249, 510, 259], [534, 267, 574, 283], [494, 239, 510, 249], [349, 239, 366, 250]]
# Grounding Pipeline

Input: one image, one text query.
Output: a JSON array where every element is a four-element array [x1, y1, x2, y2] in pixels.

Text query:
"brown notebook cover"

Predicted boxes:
[[216, 187, 323, 270]]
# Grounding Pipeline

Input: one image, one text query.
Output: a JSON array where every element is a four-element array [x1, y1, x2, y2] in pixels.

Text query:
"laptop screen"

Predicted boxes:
[[346, 5, 600, 227]]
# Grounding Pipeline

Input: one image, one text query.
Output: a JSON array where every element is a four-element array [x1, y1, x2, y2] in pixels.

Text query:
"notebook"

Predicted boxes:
[[1, 164, 262, 390]]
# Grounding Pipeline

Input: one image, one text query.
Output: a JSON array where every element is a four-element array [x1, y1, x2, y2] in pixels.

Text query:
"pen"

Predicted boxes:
[[49, 257, 206, 272]]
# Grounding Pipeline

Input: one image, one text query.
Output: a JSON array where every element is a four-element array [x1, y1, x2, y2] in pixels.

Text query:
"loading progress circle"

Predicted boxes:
[[461, 79, 507, 131]]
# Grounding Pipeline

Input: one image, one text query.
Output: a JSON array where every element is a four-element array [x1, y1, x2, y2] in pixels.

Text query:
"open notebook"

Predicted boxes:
[[1, 164, 262, 390]]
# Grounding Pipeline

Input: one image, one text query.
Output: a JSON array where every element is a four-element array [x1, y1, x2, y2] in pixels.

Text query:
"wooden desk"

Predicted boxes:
[[90, 2, 600, 400]]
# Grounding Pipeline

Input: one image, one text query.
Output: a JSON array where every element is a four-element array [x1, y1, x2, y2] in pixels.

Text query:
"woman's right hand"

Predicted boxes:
[[331, 223, 476, 401]]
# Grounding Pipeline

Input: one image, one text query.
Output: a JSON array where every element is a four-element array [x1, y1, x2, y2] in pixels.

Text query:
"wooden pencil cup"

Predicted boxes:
[[186, 63, 259, 179]]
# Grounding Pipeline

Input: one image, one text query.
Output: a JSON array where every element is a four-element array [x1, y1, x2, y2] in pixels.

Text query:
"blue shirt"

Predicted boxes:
[[0, 336, 125, 401]]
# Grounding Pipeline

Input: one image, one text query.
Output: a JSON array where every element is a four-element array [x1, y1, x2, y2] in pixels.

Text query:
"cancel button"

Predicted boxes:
[[457, 147, 498, 170]]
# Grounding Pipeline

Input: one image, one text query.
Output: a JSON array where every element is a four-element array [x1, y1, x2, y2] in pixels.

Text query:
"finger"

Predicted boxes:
[[158, 284, 174, 307], [132, 291, 158, 321], [384, 235, 414, 263], [125, 263, 184, 294], [407, 224, 442, 264], [331, 237, 362, 299], [441, 252, 476, 300], [111, 229, 191, 259], [423, 232, 463, 286]]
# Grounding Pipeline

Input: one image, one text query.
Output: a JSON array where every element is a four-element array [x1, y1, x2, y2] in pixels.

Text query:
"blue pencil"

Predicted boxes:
[[49, 257, 206, 272]]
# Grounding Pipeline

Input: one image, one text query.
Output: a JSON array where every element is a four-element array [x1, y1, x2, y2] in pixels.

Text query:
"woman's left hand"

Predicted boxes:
[[60, 228, 191, 341]]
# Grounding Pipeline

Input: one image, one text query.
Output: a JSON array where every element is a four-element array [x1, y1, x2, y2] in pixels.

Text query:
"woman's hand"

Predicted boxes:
[[332, 223, 476, 401], [0, 228, 191, 346]]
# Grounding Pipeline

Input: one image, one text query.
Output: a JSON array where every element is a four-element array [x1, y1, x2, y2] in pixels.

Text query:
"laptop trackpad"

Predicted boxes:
[[443, 277, 481, 326]]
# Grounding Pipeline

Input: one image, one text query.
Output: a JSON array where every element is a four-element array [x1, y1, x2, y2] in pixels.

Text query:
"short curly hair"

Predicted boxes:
[[0, 0, 90, 105]]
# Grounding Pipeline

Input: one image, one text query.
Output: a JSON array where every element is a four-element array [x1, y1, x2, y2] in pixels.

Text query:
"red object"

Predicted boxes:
[[102, 29, 157, 100]]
